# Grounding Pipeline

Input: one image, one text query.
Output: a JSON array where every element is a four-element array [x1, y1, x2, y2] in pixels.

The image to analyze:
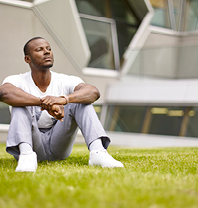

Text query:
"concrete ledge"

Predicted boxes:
[[1, 126, 198, 148], [0, 124, 9, 131], [106, 131, 198, 148], [0, 124, 9, 143], [75, 131, 198, 148]]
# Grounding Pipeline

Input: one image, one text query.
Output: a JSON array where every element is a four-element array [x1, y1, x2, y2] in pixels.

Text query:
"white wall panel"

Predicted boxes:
[[34, 0, 90, 71], [105, 78, 198, 105]]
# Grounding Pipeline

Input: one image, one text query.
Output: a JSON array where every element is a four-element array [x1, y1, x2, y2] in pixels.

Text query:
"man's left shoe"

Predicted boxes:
[[89, 149, 124, 168]]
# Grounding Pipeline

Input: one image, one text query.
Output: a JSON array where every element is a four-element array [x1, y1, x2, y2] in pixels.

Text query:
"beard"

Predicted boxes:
[[42, 62, 53, 69], [31, 57, 54, 70]]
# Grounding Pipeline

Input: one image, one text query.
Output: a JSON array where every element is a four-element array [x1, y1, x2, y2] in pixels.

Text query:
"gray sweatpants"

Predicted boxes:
[[6, 103, 110, 161]]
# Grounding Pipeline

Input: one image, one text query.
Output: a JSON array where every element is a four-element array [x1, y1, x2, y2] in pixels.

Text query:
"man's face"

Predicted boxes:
[[26, 38, 54, 70]]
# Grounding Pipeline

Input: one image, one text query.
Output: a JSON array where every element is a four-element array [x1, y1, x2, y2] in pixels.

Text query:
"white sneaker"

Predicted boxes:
[[89, 149, 124, 168], [15, 152, 37, 172]]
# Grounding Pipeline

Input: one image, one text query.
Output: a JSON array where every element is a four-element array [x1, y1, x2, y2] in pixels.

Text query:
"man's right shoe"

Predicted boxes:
[[15, 152, 37, 172]]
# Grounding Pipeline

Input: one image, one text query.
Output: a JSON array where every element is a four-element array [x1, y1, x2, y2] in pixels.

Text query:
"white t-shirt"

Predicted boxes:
[[3, 71, 84, 128]]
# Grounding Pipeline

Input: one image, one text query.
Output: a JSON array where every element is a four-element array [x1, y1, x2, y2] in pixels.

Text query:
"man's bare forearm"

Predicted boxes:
[[69, 83, 100, 104], [40, 83, 100, 108], [0, 83, 40, 106]]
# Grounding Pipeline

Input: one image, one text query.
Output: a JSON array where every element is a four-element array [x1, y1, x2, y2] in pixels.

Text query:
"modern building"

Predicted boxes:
[[1, 0, 198, 147]]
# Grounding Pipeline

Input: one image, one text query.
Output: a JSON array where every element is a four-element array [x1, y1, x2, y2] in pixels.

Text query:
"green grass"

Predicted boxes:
[[0, 143, 198, 208]]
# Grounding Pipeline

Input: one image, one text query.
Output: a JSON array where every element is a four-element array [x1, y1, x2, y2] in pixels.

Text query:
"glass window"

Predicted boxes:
[[75, 0, 141, 69], [185, 107, 198, 137], [76, 0, 139, 24], [148, 107, 184, 136], [116, 24, 137, 64], [111, 0, 140, 61], [111, 0, 139, 25], [93, 105, 102, 118], [103, 105, 198, 138], [75, 0, 106, 17], [172, 0, 182, 30], [150, 0, 171, 29], [0, 103, 11, 124], [184, 0, 198, 31], [81, 18, 115, 70], [127, 46, 176, 78], [104, 105, 146, 133]]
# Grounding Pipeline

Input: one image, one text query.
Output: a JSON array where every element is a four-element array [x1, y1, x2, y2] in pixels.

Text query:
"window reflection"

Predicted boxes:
[[172, 0, 182, 31], [75, 0, 141, 70], [186, 107, 198, 137], [184, 0, 198, 31], [150, 0, 198, 32], [81, 18, 115, 70], [111, 0, 139, 25], [150, 0, 171, 29], [104, 105, 198, 138], [149, 107, 184, 136], [75, 0, 106, 17], [93, 105, 102, 118], [105, 105, 146, 133], [116, 24, 137, 64]]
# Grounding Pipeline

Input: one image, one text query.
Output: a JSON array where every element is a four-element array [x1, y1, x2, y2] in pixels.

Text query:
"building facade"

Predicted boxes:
[[1, 0, 198, 143]]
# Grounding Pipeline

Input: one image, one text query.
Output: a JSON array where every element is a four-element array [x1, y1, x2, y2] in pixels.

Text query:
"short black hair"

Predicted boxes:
[[23, 37, 44, 55]]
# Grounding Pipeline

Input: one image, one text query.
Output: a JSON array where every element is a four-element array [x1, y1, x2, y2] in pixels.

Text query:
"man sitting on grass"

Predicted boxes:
[[0, 37, 123, 172]]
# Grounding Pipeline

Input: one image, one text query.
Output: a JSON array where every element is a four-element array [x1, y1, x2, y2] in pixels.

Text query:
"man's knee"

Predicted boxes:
[[11, 106, 33, 118]]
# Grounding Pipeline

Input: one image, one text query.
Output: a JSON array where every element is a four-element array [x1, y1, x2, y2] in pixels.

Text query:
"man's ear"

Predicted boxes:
[[24, 55, 31, 64]]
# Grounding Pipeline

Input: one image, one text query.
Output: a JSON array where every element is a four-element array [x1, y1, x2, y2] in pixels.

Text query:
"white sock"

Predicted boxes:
[[89, 139, 105, 152], [19, 142, 33, 155]]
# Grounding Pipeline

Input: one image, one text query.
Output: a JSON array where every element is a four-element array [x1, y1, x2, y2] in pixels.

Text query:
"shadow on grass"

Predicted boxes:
[[39, 155, 89, 167]]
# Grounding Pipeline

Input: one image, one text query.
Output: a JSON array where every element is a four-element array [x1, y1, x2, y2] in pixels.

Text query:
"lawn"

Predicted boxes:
[[0, 143, 198, 208]]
